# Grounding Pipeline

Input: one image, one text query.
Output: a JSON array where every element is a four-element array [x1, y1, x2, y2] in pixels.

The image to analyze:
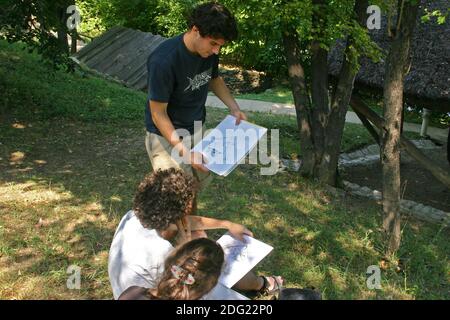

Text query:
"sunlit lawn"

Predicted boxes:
[[0, 40, 448, 300]]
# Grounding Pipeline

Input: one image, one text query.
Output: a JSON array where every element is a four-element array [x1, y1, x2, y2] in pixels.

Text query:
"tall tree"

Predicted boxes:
[[220, 0, 381, 185], [280, 0, 379, 185], [1, 0, 76, 67], [283, 0, 367, 185], [381, 0, 421, 255]]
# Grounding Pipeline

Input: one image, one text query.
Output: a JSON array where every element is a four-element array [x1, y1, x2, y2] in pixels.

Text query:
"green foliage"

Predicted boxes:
[[219, 0, 381, 76], [76, 0, 197, 37], [90, 0, 161, 33], [218, 0, 286, 75], [2, 0, 383, 76], [421, 8, 449, 25], [154, 0, 199, 36], [76, 0, 108, 37], [0, 0, 76, 70], [74, 0, 381, 77]]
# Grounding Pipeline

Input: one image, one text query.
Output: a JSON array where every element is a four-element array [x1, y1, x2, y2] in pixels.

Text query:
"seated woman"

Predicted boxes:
[[118, 238, 224, 300]]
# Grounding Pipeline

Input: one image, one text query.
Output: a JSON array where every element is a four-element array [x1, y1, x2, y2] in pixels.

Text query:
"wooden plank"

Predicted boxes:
[[104, 41, 146, 78], [85, 28, 139, 70], [352, 108, 380, 144], [84, 29, 139, 72], [135, 71, 149, 91], [81, 28, 134, 66], [128, 67, 147, 88], [113, 34, 164, 81], [122, 36, 166, 85], [124, 37, 166, 88], [96, 31, 148, 76], [75, 26, 125, 61], [107, 33, 159, 80]]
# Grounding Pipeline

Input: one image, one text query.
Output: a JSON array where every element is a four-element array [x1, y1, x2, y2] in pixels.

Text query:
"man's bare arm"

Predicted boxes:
[[209, 76, 247, 124]]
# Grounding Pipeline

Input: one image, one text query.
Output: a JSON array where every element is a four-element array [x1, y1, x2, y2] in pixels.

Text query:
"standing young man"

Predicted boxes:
[[145, 2, 247, 189]]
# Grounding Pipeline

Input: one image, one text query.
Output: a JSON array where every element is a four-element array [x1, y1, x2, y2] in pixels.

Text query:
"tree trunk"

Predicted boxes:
[[282, 28, 315, 176], [321, 0, 369, 186], [282, 0, 369, 186], [382, 0, 420, 255], [71, 29, 78, 54], [320, 40, 357, 185], [57, 7, 69, 53], [313, 0, 369, 185], [309, 0, 330, 182], [310, 39, 329, 182]]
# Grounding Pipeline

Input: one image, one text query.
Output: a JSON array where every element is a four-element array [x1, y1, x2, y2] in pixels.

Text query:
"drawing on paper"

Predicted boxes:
[[221, 244, 248, 275], [216, 233, 273, 288]]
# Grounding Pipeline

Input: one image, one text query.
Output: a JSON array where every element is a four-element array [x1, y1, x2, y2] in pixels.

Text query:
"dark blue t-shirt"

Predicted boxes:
[[145, 33, 219, 135]]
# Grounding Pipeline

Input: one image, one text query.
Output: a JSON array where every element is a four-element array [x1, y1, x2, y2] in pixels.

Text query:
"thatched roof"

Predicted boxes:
[[328, 0, 449, 112], [73, 26, 166, 91]]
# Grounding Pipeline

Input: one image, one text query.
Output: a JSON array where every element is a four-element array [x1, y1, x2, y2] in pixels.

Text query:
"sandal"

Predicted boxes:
[[258, 275, 283, 297]]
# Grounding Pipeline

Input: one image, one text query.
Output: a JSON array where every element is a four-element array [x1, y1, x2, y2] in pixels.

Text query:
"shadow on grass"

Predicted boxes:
[[0, 115, 448, 299], [199, 167, 449, 300], [0, 118, 149, 298], [0, 176, 117, 299]]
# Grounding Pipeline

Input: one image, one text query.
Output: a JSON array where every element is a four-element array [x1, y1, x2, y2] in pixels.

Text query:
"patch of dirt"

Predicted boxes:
[[219, 64, 273, 94], [341, 142, 450, 212]]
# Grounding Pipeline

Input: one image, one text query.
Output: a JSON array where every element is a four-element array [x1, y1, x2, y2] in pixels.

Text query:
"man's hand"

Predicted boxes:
[[232, 110, 247, 125], [228, 222, 253, 242], [190, 151, 209, 173]]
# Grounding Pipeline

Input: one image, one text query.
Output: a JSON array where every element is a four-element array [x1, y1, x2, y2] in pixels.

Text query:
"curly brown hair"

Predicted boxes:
[[133, 168, 198, 230], [188, 2, 238, 42]]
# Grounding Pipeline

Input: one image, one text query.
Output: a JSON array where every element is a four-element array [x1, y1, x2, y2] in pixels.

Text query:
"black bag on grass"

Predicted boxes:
[[278, 288, 322, 300]]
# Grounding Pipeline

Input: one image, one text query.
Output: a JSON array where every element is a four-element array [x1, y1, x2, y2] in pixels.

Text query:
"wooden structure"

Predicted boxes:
[[72, 26, 166, 91], [328, 0, 450, 190], [329, 0, 449, 113]]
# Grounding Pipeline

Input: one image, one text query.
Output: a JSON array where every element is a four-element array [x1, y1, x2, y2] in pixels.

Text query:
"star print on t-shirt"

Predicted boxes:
[[184, 68, 212, 92]]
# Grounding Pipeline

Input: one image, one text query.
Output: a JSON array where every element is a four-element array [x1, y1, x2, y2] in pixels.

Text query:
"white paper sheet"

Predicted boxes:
[[216, 233, 273, 288], [191, 115, 267, 176], [202, 283, 250, 300]]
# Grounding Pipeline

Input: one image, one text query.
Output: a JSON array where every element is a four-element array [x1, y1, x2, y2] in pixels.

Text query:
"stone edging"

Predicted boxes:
[[342, 180, 450, 226], [339, 140, 440, 167]]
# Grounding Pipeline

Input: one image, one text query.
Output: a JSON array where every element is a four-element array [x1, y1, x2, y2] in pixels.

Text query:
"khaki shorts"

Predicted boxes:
[[145, 128, 212, 191]]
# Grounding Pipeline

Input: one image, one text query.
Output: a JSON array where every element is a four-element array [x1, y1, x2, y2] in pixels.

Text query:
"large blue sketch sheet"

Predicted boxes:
[[191, 115, 267, 176]]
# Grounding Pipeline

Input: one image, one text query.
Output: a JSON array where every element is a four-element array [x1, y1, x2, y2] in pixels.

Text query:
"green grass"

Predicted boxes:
[[0, 40, 448, 300], [0, 41, 145, 122], [235, 86, 294, 105]]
